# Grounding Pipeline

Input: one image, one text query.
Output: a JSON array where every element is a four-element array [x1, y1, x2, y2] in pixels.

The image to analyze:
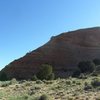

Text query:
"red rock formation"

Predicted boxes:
[[1, 27, 100, 79]]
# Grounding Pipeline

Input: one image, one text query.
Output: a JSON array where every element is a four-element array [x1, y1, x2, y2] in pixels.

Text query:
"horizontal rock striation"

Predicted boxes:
[[1, 27, 100, 79]]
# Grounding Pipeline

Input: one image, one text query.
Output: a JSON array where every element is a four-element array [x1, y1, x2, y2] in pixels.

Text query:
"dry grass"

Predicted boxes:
[[0, 76, 100, 100]]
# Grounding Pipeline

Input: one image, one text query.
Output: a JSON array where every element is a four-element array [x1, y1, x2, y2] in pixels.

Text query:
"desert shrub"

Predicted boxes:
[[36, 80, 43, 84], [47, 73, 55, 80], [37, 64, 54, 80], [95, 97, 100, 100], [84, 82, 92, 91], [28, 88, 36, 95], [24, 81, 32, 86], [28, 86, 41, 96], [79, 73, 87, 79], [91, 72, 98, 76], [72, 80, 76, 84], [84, 82, 88, 86], [44, 80, 53, 84], [1, 81, 10, 87], [93, 58, 100, 66], [10, 78, 18, 85], [67, 97, 73, 100], [79, 73, 84, 79], [84, 85, 92, 91], [95, 65, 100, 71], [76, 81, 81, 85], [32, 75, 38, 81], [0, 72, 8, 81], [19, 80, 26, 84], [39, 94, 49, 100], [28, 86, 38, 95], [9, 94, 29, 100], [21, 94, 29, 100], [91, 79, 100, 87], [92, 65, 100, 76], [78, 61, 95, 73], [66, 80, 71, 85], [34, 86, 41, 90], [72, 69, 81, 77]]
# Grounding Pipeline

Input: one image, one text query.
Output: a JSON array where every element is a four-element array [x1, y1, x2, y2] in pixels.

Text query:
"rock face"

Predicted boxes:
[[2, 27, 100, 79]]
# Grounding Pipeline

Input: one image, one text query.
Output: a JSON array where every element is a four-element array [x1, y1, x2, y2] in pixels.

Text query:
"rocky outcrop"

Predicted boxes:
[[1, 27, 100, 79]]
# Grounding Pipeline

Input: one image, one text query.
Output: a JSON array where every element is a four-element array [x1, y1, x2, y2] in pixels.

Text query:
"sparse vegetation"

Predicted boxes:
[[0, 75, 99, 99], [1, 60, 100, 100]]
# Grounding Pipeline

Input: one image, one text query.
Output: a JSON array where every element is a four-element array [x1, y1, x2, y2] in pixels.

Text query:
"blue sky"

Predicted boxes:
[[0, 0, 100, 69]]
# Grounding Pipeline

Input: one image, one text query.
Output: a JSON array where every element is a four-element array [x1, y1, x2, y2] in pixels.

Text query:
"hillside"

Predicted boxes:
[[1, 27, 100, 79]]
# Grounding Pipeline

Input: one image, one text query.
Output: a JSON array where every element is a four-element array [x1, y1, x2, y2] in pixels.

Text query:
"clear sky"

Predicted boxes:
[[0, 0, 100, 70]]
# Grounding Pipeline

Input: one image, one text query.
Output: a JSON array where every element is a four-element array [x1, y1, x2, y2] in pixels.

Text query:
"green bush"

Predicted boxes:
[[93, 58, 100, 66], [32, 75, 38, 81], [93, 65, 100, 75], [84, 85, 92, 91], [91, 72, 98, 76], [47, 73, 55, 80], [1, 81, 10, 87], [66, 80, 71, 85], [10, 78, 18, 85], [79, 73, 87, 79], [39, 94, 49, 100], [0, 72, 8, 81], [78, 61, 95, 73], [21, 94, 29, 100], [91, 79, 100, 87], [37, 64, 54, 80], [36, 80, 43, 84], [84, 82, 92, 91], [72, 69, 81, 77]]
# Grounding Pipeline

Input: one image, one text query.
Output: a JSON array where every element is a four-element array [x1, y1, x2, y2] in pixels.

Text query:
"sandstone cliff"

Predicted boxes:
[[1, 27, 100, 79]]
